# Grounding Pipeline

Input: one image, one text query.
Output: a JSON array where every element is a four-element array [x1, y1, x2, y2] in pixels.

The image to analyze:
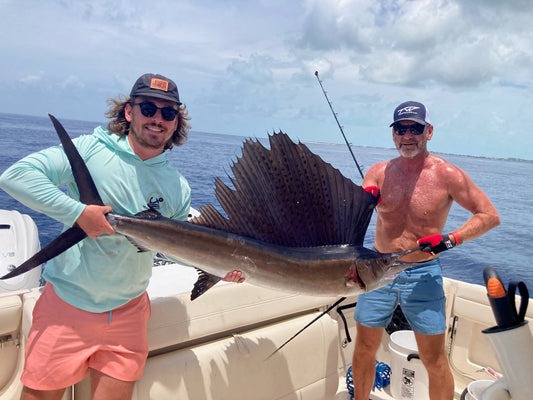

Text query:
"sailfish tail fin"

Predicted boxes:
[[48, 114, 104, 206], [1, 227, 86, 279], [1, 115, 104, 280]]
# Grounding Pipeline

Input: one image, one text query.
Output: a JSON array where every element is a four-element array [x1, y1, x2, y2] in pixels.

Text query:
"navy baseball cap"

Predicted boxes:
[[130, 73, 181, 105], [390, 101, 431, 127]]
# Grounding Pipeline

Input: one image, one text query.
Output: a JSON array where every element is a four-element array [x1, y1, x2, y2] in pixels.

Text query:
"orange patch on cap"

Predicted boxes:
[[150, 78, 169, 92]]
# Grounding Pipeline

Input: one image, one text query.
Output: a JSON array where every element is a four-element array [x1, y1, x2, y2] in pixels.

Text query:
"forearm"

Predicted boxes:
[[448, 170, 500, 244], [0, 151, 85, 227], [418, 210, 499, 255], [453, 210, 500, 244]]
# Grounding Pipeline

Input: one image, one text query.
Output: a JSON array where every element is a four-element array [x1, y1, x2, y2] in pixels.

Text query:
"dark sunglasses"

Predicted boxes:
[[133, 102, 179, 121], [393, 123, 426, 136]]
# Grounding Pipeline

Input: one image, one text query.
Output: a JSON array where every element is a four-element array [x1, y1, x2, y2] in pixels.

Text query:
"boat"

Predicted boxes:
[[0, 210, 532, 400], [0, 210, 41, 294]]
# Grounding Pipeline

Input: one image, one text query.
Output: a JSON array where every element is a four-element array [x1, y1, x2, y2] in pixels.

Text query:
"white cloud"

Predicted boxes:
[[0, 0, 531, 159], [60, 75, 85, 90], [297, 0, 533, 88], [20, 72, 44, 84]]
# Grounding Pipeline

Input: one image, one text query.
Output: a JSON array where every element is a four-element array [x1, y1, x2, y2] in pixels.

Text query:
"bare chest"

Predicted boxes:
[[379, 170, 452, 222]]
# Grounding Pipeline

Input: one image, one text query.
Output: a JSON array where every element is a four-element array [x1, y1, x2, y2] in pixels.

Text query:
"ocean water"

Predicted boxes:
[[1, 112, 532, 295]]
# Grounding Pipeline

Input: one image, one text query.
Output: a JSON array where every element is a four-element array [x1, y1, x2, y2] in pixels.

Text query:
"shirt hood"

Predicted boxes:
[[92, 126, 170, 166]]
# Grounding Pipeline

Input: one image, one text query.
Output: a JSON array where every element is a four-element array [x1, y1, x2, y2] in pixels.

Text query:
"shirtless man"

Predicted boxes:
[[352, 101, 500, 400]]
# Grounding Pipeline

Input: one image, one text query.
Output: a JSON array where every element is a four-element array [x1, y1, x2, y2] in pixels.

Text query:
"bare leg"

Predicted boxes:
[[90, 368, 136, 400], [415, 332, 454, 400], [352, 323, 383, 400], [20, 386, 65, 400]]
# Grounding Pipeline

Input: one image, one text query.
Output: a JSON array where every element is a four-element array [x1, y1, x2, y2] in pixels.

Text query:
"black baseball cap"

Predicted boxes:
[[390, 101, 430, 127], [130, 73, 181, 105]]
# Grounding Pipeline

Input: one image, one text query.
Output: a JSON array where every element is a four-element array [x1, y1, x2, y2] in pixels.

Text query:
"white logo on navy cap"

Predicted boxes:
[[398, 106, 421, 116]]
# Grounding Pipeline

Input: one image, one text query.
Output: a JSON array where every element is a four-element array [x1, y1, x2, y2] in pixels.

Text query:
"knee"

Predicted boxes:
[[354, 325, 382, 356], [420, 352, 449, 374], [355, 336, 378, 354]]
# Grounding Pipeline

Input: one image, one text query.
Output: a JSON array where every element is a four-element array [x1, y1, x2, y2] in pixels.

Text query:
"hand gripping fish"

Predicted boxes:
[[1, 115, 423, 299]]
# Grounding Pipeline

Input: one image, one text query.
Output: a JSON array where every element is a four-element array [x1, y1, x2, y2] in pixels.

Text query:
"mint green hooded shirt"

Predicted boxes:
[[0, 126, 190, 312]]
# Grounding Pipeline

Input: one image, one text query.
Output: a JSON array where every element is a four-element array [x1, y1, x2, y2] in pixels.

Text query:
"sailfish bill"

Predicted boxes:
[[1, 115, 423, 300]]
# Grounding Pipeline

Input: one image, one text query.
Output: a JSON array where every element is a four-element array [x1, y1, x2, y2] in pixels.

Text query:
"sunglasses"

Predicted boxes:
[[393, 123, 426, 136], [133, 102, 179, 121]]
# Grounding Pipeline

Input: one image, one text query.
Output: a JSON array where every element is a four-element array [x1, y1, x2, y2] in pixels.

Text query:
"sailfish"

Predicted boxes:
[[1, 115, 423, 299]]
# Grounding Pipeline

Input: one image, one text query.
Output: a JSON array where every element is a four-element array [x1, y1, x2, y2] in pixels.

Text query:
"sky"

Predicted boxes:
[[1, 0, 532, 160]]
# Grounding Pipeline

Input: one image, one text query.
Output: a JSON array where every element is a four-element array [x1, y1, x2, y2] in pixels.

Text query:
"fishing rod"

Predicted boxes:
[[268, 74, 370, 356], [314, 71, 364, 180], [266, 296, 347, 360]]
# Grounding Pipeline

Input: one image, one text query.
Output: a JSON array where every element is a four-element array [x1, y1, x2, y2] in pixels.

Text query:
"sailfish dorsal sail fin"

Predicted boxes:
[[191, 132, 377, 247]]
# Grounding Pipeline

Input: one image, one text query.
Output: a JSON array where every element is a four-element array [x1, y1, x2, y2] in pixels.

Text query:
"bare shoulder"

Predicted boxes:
[[363, 160, 389, 186], [428, 154, 469, 184], [427, 155, 488, 208], [368, 160, 389, 174]]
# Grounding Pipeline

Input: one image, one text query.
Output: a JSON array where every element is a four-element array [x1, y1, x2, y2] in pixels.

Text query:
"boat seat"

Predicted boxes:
[[74, 310, 339, 400], [73, 266, 342, 400], [145, 266, 339, 353], [0, 294, 21, 337], [0, 294, 23, 397]]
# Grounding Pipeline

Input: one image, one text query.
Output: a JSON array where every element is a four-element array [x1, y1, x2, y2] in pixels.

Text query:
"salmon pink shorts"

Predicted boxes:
[[21, 283, 151, 391]]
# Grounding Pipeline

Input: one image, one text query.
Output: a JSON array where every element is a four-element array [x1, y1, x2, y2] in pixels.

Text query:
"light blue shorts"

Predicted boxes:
[[354, 258, 446, 335]]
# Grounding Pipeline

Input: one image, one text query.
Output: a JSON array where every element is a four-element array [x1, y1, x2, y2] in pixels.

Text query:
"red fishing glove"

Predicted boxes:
[[418, 234, 457, 255], [364, 186, 382, 203]]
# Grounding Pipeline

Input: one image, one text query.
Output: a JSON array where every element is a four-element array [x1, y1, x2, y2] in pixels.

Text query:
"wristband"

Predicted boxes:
[[451, 231, 462, 245]]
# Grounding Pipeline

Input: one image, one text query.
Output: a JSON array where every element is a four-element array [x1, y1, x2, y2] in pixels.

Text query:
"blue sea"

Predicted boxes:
[[1, 112, 532, 295]]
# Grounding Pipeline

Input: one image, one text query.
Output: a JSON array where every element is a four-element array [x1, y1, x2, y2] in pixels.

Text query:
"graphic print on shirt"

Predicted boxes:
[[147, 192, 165, 210]]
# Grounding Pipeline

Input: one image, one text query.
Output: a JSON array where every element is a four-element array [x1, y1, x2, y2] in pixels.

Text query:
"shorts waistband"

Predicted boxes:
[[407, 257, 441, 270]]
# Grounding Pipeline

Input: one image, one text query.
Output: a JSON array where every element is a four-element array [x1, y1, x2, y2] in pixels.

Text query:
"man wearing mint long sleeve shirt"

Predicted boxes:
[[0, 73, 243, 400]]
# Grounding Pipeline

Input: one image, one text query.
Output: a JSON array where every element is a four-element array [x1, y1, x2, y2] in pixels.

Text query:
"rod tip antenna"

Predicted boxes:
[[314, 71, 319, 76]]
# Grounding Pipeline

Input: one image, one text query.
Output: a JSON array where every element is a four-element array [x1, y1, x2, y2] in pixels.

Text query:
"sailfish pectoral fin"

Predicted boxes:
[[0, 226, 87, 280], [191, 268, 222, 300]]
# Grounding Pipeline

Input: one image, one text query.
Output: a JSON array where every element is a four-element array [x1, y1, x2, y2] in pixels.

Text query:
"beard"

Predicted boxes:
[[396, 142, 424, 159], [130, 123, 172, 150]]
